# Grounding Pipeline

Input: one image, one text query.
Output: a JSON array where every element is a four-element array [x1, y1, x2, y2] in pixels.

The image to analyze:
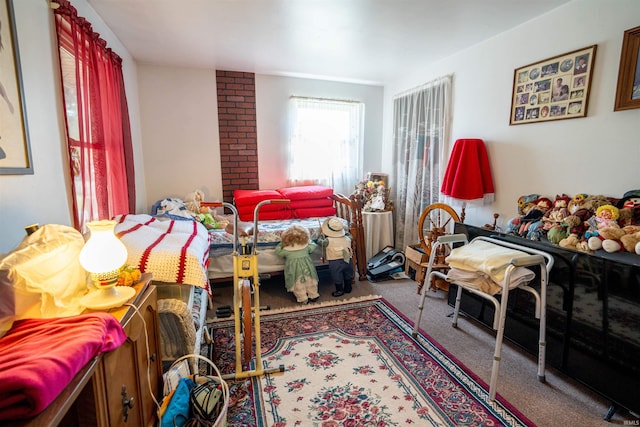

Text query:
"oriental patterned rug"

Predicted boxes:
[[206, 296, 534, 426]]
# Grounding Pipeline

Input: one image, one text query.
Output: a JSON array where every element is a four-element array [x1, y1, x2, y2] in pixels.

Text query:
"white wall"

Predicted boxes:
[[382, 0, 640, 230], [0, 0, 145, 254], [256, 75, 384, 191], [137, 65, 222, 207], [138, 70, 383, 203]]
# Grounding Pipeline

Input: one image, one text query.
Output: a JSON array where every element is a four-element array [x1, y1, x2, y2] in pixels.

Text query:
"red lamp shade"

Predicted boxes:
[[441, 138, 494, 218]]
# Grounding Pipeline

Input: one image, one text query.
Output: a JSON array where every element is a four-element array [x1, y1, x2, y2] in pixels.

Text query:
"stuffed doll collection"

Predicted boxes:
[[506, 189, 640, 255]]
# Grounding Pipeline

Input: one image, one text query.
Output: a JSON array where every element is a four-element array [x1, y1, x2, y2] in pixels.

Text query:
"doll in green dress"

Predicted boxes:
[[275, 225, 320, 304]]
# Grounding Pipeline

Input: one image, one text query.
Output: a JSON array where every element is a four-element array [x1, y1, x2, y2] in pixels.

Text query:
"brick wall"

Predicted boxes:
[[216, 70, 258, 203]]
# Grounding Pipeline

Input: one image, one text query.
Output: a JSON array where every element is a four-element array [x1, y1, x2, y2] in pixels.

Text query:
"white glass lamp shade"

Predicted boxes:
[[79, 220, 128, 289]]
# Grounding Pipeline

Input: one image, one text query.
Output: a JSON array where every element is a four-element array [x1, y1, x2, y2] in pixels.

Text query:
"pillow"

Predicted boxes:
[[288, 197, 334, 209], [233, 189, 285, 207], [277, 185, 333, 201], [236, 203, 289, 215], [238, 209, 293, 222]]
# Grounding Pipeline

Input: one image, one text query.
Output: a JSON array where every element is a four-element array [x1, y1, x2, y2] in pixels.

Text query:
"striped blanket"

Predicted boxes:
[[115, 214, 211, 290]]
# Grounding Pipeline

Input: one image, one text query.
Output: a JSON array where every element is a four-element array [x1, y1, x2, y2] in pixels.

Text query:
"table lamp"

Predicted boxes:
[[79, 220, 135, 310], [440, 138, 495, 223]]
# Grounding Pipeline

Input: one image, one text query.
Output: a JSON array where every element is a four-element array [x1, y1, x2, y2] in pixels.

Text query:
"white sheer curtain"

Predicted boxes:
[[288, 97, 364, 195], [392, 75, 452, 250]]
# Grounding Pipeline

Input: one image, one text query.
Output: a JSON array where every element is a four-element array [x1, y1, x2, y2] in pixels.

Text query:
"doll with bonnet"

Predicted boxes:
[[275, 225, 320, 304], [317, 217, 354, 297]]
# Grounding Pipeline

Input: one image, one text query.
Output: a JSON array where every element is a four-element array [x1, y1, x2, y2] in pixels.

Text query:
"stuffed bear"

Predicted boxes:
[[589, 225, 640, 254], [620, 228, 640, 255]]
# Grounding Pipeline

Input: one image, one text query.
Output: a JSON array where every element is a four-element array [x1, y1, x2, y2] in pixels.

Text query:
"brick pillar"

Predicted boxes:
[[216, 70, 258, 203]]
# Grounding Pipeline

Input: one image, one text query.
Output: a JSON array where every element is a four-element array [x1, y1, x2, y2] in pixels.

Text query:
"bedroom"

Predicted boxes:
[[0, 0, 638, 251], [0, 0, 639, 425]]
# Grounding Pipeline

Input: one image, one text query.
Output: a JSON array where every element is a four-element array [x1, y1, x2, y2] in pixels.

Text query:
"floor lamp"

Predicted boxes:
[[440, 138, 495, 224]]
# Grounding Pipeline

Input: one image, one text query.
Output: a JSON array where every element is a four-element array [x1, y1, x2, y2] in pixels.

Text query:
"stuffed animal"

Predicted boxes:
[[617, 189, 640, 227], [567, 193, 589, 214], [184, 189, 210, 214], [589, 225, 640, 254], [505, 194, 540, 235], [527, 194, 571, 240], [620, 228, 640, 255], [584, 204, 619, 240], [516, 197, 552, 237]]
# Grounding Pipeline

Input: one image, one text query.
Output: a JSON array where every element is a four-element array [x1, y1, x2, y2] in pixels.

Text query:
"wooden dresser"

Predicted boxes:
[[14, 274, 162, 427]]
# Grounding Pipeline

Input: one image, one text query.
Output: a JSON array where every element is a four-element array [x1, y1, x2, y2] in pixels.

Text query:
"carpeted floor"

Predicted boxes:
[[208, 296, 534, 426], [207, 269, 637, 426]]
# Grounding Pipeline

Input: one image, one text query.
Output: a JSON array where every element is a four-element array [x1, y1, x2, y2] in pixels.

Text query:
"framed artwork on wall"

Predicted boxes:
[[0, 0, 32, 174], [614, 25, 640, 111], [509, 45, 597, 125]]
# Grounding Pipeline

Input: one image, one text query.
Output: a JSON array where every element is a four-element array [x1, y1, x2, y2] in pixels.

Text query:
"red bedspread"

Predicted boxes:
[[0, 313, 127, 420]]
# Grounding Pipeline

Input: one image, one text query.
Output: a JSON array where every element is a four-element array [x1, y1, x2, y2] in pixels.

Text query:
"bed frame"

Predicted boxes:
[[207, 192, 367, 282], [331, 193, 367, 281]]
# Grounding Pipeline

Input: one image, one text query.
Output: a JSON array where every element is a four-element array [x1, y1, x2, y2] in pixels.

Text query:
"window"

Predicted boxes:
[[53, 0, 135, 232], [288, 97, 364, 194], [392, 76, 452, 250]]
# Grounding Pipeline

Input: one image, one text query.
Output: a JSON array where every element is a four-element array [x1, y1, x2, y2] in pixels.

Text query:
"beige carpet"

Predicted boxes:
[[208, 270, 637, 427]]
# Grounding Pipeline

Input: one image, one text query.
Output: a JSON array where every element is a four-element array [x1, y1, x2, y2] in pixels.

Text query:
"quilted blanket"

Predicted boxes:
[[115, 214, 211, 289], [208, 216, 345, 256]]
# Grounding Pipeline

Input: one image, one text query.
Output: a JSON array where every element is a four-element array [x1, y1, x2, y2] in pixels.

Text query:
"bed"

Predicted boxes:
[[114, 214, 212, 370], [112, 188, 366, 369], [204, 191, 367, 282]]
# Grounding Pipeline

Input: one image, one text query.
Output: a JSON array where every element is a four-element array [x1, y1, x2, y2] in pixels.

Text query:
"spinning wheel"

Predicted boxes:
[[416, 203, 461, 292], [418, 203, 461, 258]]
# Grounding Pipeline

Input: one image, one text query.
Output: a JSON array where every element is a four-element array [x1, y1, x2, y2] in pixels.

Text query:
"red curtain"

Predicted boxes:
[[53, 0, 135, 231]]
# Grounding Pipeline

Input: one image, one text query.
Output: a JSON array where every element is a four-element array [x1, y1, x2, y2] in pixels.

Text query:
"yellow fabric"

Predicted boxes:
[[445, 240, 529, 283]]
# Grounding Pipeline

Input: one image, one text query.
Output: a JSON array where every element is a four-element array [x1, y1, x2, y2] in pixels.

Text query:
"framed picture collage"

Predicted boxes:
[[510, 45, 596, 125]]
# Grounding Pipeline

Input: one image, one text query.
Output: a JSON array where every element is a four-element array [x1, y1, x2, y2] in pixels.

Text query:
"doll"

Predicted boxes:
[[317, 217, 354, 297], [275, 225, 320, 304]]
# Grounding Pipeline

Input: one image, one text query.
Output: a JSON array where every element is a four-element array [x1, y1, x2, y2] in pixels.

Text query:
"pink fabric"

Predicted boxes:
[[0, 313, 127, 420], [441, 138, 494, 201], [277, 185, 333, 200]]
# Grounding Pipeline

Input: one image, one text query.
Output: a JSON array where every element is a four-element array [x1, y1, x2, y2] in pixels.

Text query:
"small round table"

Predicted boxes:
[[362, 210, 394, 261]]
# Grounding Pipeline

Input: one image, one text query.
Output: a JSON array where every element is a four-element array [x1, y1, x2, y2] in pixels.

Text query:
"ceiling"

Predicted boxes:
[[86, 0, 571, 86]]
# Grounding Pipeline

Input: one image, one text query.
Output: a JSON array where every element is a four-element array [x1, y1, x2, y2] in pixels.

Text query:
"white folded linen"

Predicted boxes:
[[446, 266, 535, 295]]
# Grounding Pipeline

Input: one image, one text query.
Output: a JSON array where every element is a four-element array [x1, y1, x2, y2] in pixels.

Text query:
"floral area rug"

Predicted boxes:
[[207, 296, 534, 426]]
